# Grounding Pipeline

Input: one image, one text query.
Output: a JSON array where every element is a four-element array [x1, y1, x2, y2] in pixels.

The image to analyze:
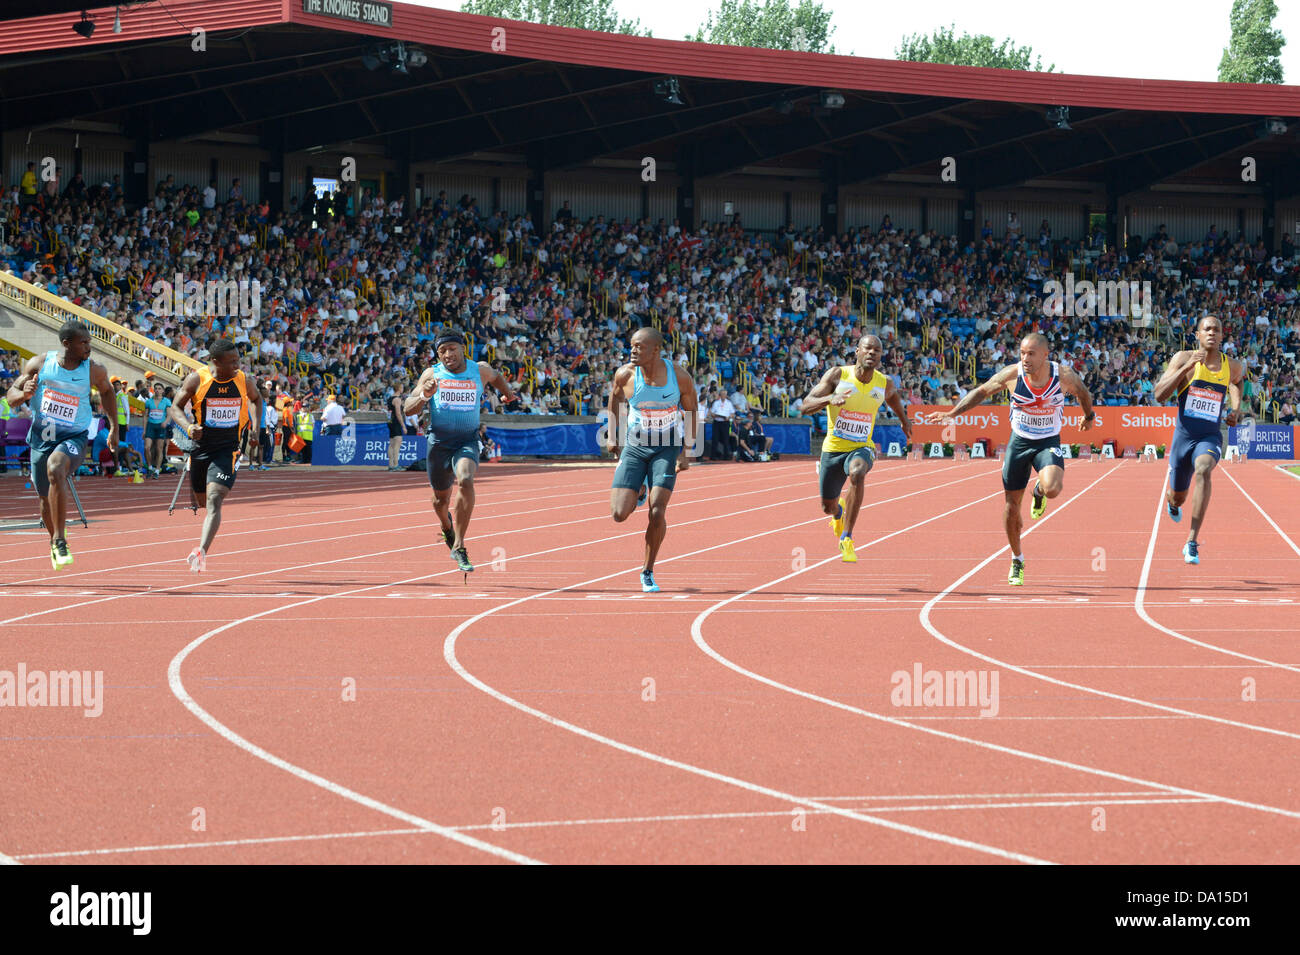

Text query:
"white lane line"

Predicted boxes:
[[164, 467, 980, 866], [1276, 466, 1300, 484], [1224, 467, 1300, 559], [3, 462, 858, 626], [917, 468, 1300, 737], [445, 474, 1056, 865], [0, 851, 20, 865], [19, 791, 1212, 861], [2, 461, 816, 582], [692, 465, 1300, 821], [1134, 482, 1300, 673]]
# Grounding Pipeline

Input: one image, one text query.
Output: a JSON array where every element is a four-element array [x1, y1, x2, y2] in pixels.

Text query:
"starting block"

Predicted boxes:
[[1224, 445, 1242, 462], [886, 441, 904, 458], [1101, 444, 1116, 459], [970, 442, 986, 459], [994, 443, 1007, 460], [927, 442, 945, 458], [1140, 443, 1158, 463], [1058, 444, 1073, 459], [1078, 446, 1093, 461]]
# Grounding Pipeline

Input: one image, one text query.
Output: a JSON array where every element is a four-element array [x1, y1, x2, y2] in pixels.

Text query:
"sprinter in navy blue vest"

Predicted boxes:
[[607, 326, 700, 593]]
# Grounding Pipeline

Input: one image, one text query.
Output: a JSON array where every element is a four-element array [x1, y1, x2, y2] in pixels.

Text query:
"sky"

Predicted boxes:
[[407, 0, 1300, 84]]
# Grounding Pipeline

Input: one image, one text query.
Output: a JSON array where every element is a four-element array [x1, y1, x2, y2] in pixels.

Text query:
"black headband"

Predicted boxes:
[[435, 332, 465, 350]]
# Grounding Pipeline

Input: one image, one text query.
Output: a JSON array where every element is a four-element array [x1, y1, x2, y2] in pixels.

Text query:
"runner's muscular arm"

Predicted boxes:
[[5, 354, 43, 406], [942, 365, 1018, 421], [883, 377, 912, 441], [675, 364, 698, 467], [1152, 349, 1200, 404], [245, 375, 264, 436], [169, 372, 202, 440], [477, 361, 518, 404], [403, 367, 437, 416], [1058, 365, 1096, 430], [90, 361, 120, 451], [1225, 358, 1245, 426], [799, 365, 847, 416], [606, 365, 633, 456]]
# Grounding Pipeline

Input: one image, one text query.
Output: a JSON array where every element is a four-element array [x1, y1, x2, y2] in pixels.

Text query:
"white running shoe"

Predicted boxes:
[[187, 546, 207, 573]]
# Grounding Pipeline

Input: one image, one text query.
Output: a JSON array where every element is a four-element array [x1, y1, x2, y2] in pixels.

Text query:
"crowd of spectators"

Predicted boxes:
[[1, 170, 1297, 432]]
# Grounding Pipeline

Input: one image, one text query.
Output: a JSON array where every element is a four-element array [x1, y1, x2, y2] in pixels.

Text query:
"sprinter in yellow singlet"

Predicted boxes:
[[801, 334, 912, 562]]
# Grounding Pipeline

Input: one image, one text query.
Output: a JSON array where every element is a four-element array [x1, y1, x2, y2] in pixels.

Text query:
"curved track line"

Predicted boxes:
[[1134, 483, 1300, 673], [443, 473, 1056, 864], [916, 466, 1300, 739], [164, 470, 971, 864], [689, 468, 1300, 824]]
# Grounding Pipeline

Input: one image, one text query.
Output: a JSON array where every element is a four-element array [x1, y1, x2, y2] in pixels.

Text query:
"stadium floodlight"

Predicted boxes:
[[72, 11, 96, 38], [1046, 106, 1071, 130], [407, 46, 428, 69], [819, 90, 845, 109], [654, 77, 683, 106]]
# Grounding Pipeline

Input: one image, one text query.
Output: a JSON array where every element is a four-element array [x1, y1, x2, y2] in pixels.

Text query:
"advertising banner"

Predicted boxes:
[[905, 405, 1185, 451]]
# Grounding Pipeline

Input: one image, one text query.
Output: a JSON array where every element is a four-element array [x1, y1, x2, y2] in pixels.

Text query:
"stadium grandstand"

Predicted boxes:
[[0, 0, 1296, 442]]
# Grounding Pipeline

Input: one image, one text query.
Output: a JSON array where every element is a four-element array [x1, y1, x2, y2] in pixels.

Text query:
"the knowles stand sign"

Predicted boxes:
[[1228, 423, 1296, 460], [301, 0, 392, 27], [908, 405, 1186, 450]]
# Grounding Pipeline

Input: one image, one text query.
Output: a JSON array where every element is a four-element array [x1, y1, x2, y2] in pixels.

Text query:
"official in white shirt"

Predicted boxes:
[[321, 394, 346, 436]]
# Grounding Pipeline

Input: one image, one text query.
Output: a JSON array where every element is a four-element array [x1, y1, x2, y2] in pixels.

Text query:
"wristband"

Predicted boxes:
[[1083, 411, 1095, 421], [187, 424, 196, 438]]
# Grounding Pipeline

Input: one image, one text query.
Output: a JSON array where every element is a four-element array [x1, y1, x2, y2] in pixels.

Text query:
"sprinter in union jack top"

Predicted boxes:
[[929, 332, 1096, 587]]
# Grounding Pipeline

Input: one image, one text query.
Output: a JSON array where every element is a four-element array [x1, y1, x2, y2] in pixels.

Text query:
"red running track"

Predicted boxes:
[[0, 457, 1297, 864]]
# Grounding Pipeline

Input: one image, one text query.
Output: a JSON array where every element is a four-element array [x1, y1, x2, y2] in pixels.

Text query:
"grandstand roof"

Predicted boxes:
[[2, 0, 1298, 193]]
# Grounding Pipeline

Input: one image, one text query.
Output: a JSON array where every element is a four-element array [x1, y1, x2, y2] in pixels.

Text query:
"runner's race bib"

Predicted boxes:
[[637, 405, 681, 433], [39, 388, 79, 424], [437, 378, 478, 412], [833, 409, 873, 442], [204, 397, 242, 427], [1185, 385, 1223, 422], [1019, 413, 1057, 431], [148, 409, 166, 423]]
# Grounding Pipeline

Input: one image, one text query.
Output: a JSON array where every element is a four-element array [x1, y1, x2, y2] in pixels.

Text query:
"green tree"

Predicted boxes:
[[460, 0, 649, 36], [896, 24, 1054, 72], [688, 0, 839, 54], [1219, 0, 1285, 83]]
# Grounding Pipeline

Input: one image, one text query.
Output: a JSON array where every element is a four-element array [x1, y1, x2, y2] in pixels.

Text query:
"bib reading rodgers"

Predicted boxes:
[[437, 378, 478, 412], [822, 366, 887, 454], [427, 359, 484, 445]]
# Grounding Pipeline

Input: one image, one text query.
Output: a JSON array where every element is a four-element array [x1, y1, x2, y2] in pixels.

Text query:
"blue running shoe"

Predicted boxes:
[[1182, 540, 1199, 565], [640, 569, 660, 593], [1167, 500, 1182, 523]]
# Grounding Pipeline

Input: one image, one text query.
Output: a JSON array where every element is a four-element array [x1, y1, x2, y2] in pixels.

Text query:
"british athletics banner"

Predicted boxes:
[[311, 419, 812, 465], [1228, 423, 1296, 459]]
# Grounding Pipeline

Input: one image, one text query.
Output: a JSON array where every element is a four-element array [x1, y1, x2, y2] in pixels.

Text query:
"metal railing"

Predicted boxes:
[[0, 269, 203, 382]]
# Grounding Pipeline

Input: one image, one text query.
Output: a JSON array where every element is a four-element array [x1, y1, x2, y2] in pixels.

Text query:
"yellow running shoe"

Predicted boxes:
[[1008, 558, 1024, 586], [1030, 483, 1046, 520], [829, 497, 845, 537], [50, 538, 73, 570], [839, 536, 857, 563]]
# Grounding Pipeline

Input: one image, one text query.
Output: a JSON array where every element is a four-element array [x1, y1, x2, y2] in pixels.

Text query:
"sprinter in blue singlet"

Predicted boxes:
[[607, 326, 700, 592], [1152, 315, 1244, 565], [404, 330, 518, 575], [5, 321, 119, 569]]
